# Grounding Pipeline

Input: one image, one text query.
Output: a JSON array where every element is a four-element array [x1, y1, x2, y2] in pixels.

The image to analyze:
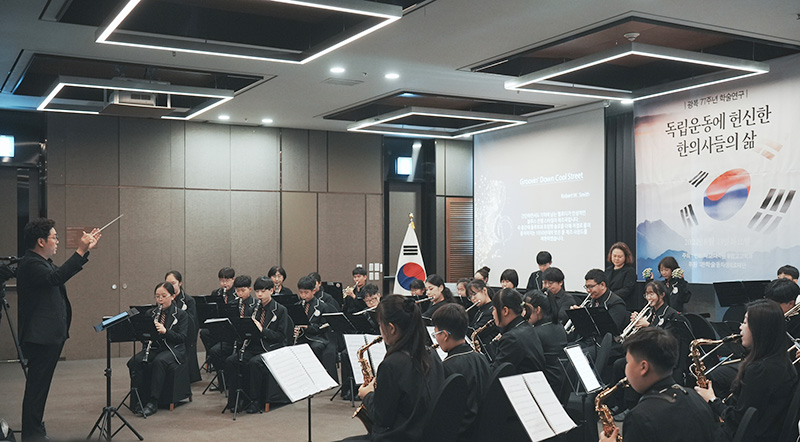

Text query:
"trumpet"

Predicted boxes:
[[565, 295, 592, 334], [689, 334, 741, 387], [785, 303, 800, 318], [142, 305, 162, 364], [595, 378, 627, 441], [620, 305, 653, 341], [786, 332, 800, 365]]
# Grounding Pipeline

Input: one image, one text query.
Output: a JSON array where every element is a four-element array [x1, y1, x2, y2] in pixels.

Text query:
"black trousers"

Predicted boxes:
[[21, 341, 64, 441], [127, 349, 180, 404]]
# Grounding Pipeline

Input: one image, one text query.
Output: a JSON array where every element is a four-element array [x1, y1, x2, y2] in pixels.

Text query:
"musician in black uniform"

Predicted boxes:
[[343, 266, 368, 314], [600, 327, 716, 442], [296, 275, 338, 381], [658, 256, 692, 313], [422, 274, 454, 320], [525, 250, 551, 292], [695, 299, 798, 442], [127, 282, 189, 417], [309, 271, 341, 311], [200, 267, 238, 362], [499, 268, 518, 289], [431, 303, 490, 441], [466, 279, 494, 333], [165, 270, 201, 383], [17, 219, 100, 441], [225, 276, 290, 413], [340, 284, 382, 401], [490, 288, 545, 374], [582, 268, 629, 333], [343, 295, 445, 442], [268, 265, 293, 296], [765, 277, 800, 337], [524, 290, 568, 395], [540, 266, 577, 324], [208, 275, 257, 389]]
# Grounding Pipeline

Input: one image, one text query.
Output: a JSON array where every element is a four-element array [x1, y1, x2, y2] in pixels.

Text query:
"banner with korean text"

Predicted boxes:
[[635, 54, 800, 283]]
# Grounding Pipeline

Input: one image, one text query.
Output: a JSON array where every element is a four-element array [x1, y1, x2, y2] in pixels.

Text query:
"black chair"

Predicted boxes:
[[468, 362, 526, 442], [158, 361, 192, 411], [685, 313, 717, 340], [421, 374, 468, 442], [732, 407, 758, 442], [593, 333, 613, 383], [722, 305, 747, 324], [778, 380, 800, 442]]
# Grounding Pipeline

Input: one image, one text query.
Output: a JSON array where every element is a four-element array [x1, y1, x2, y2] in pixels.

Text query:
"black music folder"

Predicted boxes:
[[322, 312, 374, 334], [285, 304, 310, 326], [565, 307, 619, 338], [712, 280, 769, 306], [274, 294, 300, 307], [130, 313, 159, 343], [203, 318, 237, 343]]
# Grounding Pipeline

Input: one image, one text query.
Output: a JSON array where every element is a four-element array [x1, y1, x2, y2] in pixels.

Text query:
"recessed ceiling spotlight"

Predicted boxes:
[[330, 67, 346, 74], [219, 114, 231, 120], [385, 73, 400, 80], [262, 118, 274, 124]]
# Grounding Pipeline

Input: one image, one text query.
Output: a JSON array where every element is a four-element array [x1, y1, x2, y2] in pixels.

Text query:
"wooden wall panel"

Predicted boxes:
[[231, 191, 280, 280], [185, 190, 231, 293], [446, 197, 474, 282], [318, 193, 365, 285], [281, 128, 309, 192], [281, 192, 317, 292], [185, 123, 230, 190], [231, 126, 280, 191], [444, 139, 473, 197]]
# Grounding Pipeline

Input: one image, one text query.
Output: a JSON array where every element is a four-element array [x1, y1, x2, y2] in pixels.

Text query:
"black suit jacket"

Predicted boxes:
[[492, 316, 545, 374], [17, 249, 89, 345], [525, 270, 543, 292]]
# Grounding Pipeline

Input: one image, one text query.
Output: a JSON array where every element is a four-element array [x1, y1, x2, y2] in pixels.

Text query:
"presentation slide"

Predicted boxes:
[[474, 105, 605, 291]]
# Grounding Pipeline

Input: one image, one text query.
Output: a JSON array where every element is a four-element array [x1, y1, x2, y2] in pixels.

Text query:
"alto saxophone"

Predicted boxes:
[[689, 334, 741, 387], [595, 378, 627, 442], [353, 336, 383, 433], [471, 319, 495, 355], [142, 305, 162, 363]]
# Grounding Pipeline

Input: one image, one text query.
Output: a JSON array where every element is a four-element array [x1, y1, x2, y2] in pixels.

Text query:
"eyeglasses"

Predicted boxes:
[[430, 330, 448, 340], [643, 291, 658, 298], [583, 283, 598, 290]]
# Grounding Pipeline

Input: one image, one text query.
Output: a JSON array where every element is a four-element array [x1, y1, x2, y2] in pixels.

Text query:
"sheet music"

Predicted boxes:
[[426, 326, 448, 360], [344, 334, 368, 385], [261, 344, 337, 403], [365, 334, 386, 371], [564, 345, 602, 392], [500, 375, 556, 442], [522, 372, 576, 434]]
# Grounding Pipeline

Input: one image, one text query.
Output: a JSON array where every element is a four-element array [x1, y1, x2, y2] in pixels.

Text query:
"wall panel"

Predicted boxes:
[[119, 118, 184, 188], [231, 191, 280, 279], [231, 126, 279, 191], [281, 192, 317, 292], [57, 114, 119, 186], [282, 129, 309, 192], [185, 123, 230, 190], [185, 190, 231, 293], [319, 193, 365, 284], [444, 139, 473, 197], [366, 194, 383, 283], [327, 132, 381, 194], [309, 131, 328, 192]]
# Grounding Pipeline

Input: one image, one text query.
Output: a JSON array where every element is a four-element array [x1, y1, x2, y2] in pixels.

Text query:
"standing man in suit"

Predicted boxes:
[[17, 218, 101, 441]]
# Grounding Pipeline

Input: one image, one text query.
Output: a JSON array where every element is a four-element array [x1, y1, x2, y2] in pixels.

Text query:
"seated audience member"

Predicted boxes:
[[431, 303, 490, 441], [499, 268, 518, 289], [658, 256, 692, 312], [526, 251, 552, 291], [127, 282, 189, 417], [600, 328, 716, 442], [491, 288, 545, 375], [540, 266, 577, 324], [422, 274, 455, 320], [524, 290, 568, 394], [605, 242, 637, 311], [695, 299, 798, 442]]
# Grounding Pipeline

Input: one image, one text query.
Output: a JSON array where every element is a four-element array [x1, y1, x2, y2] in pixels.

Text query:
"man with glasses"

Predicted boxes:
[[581, 268, 629, 332], [17, 218, 101, 441]]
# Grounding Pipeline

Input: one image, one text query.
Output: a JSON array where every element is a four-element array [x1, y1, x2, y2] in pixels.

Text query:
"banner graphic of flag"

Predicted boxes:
[[394, 215, 427, 294]]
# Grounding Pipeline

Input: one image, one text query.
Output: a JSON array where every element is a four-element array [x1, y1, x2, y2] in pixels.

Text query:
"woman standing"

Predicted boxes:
[[658, 256, 692, 312], [604, 242, 637, 311]]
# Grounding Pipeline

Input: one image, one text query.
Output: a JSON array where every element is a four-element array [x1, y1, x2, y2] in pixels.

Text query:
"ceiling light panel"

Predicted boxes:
[[96, 0, 402, 64]]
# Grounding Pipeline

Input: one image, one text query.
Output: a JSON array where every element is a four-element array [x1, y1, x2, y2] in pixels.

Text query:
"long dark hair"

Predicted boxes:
[[492, 288, 531, 321], [524, 290, 556, 324], [426, 274, 454, 303], [467, 279, 495, 300], [732, 299, 787, 391], [377, 294, 431, 375]]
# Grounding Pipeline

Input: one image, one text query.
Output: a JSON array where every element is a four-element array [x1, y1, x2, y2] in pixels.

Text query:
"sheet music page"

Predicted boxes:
[[365, 334, 387, 371], [292, 344, 338, 392], [522, 371, 576, 434], [500, 375, 557, 442], [564, 345, 602, 392], [261, 346, 316, 402], [344, 334, 368, 385], [426, 326, 448, 360]]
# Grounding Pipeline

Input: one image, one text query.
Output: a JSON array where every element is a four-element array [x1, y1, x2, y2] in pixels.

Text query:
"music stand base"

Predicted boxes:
[[88, 406, 143, 441]]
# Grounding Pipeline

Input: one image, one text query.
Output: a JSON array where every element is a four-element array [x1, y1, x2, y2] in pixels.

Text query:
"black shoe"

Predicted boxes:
[[141, 402, 158, 417], [245, 403, 260, 414], [341, 392, 353, 401]]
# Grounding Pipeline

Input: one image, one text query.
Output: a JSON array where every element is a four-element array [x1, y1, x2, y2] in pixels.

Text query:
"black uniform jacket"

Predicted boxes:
[[491, 316, 545, 374], [443, 343, 491, 440]]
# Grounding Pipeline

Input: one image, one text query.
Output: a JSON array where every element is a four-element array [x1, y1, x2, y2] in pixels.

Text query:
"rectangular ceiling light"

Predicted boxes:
[[505, 42, 769, 102], [37, 76, 233, 120], [96, 0, 402, 64], [348, 106, 528, 139]]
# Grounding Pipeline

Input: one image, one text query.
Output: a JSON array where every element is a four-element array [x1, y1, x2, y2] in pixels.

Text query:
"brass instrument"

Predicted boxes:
[[353, 336, 383, 432], [595, 378, 627, 441], [785, 302, 800, 319], [786, 332, 800, 365], [620, 305, 653, 341], [689, 334, 741, 387], [471, 319, 495, 355], [565, 295, 592, 334], [142, 305, 162, 363]]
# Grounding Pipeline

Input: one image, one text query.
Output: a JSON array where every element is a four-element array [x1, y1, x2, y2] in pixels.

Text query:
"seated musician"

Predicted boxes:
[[408, 278, 426, 298], [431, 303, 490, 441], [340, 283, 382, 401], [295, 275, 338, 381], [456, 277, 472, 298], [600, 327, 716, 442], [165, 270, 201, 383], [127, 282, 189, 417], [208, 275, 257, 389], [466, 279, 494, 333], [422, 274, 455, 320], [524, 290, 568, 395], [268, 265, 293, 297], [490, 288, 545, 374], [200, 267, 237, 369], [309, 271, 341, 311], [581, 269, 629, 332], [695, 299, 798, 442], [225, 276, 289, 413], [343, 266, 369, 314], [777, 264, 799, 283], [341, 295, 445, 442], [525, 250, 551, 292], [540, 266, 577, 325], [499, 268, 518, 289]]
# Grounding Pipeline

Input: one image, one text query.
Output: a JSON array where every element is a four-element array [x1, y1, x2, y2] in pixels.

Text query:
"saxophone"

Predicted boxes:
[[689, 334, 741, 387], [595, 378, 627, 442], [142, 305, 162, 363], [352, 336, 383, 433], [471, 319, 495, 355]]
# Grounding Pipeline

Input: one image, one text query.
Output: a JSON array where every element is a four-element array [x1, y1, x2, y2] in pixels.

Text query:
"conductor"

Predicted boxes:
[[16, 218, 101, 441]]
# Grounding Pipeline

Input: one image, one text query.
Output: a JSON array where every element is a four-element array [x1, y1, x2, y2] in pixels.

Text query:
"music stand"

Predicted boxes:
[[565, 307, 620, 339], [88, 310, 143, 441], [322, 281, 343, 310], [193, 296, 222, 326], [321, 312, 357, 334], [712, 282, 749, 307], [222, 317, 260, 420], [274, 294, 300, 307], [286, 304, 310, 327]]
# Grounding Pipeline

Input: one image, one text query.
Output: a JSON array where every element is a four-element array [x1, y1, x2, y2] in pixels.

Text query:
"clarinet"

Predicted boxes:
[[142, 305, 162, 363], [239, 304, 259, 361]]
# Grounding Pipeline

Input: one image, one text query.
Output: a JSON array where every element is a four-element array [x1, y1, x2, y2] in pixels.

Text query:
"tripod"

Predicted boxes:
[[0, 262, 27, 377], [88, 318, 143, 441]]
